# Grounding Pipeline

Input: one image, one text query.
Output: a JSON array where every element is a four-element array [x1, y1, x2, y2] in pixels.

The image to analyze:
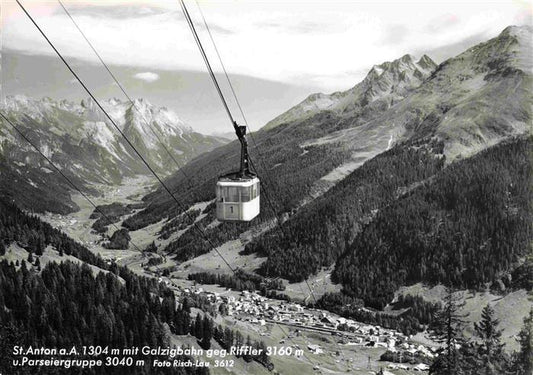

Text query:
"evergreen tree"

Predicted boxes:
[[243, 336, 253, 362], [235, 331, 244, 357], [201, 315, 212, 350], [182, 296, 191, 313], [474, 303, 506, 374], [36, 238, 44, 256], [193, 315, 203, 340], [219, 303, 229, 316], [511, 308, 533, 375], [145, 241, 157, 253], [27, 252, 34, 263], [0, 241, 5, 256], [429, 288, 467, 375], [257, 340, 270, 366], [213, 326, 222, 343], [223, 327, 234, 350]]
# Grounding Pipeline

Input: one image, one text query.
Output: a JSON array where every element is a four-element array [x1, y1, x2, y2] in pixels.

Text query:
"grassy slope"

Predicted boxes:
[[398, 283, 533, 352]]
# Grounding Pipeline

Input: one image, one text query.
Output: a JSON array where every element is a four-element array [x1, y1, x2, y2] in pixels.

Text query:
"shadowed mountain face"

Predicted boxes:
[[0, 96, 227, 213]]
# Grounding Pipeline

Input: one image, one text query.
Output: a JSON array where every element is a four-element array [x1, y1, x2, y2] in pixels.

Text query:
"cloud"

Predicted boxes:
[[198, 22, 235, 35], [133, 72, 160, 83], [53, 5, 172, 19], [380, 24, 410, 45], [414, 32, 488, 63], [2, 0, 529, 92], [258, 20, 344, 35], [424, 13, 461, 33]]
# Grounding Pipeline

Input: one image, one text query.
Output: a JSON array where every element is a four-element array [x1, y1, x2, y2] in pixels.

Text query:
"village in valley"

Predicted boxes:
[[174, 281, 435, 374], [33, 182, 439, 374]]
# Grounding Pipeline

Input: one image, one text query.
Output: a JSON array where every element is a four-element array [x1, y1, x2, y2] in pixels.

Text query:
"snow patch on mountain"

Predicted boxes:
[[84, 121, 121, 160]]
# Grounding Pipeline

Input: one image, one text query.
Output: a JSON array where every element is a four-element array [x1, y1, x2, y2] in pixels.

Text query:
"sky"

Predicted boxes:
[[1, 0, 531, 132]]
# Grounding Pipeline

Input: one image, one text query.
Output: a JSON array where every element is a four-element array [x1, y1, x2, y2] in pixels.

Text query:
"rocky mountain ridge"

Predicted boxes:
[[0, 95, 227, 213], [264, 53, 437, 130]]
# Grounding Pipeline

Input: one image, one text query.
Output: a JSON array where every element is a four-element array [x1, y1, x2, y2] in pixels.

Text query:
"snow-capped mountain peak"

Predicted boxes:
[[0, 95, 227, 189]]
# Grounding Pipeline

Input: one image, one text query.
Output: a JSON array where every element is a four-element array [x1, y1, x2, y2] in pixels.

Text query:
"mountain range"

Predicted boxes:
[[264, 53, 438, 130], [1, 50, 320, 134], [0, 96, 226, 213]]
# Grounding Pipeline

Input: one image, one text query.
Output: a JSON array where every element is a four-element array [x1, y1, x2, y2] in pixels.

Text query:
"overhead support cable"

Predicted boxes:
[[178, 0, 326, 370], [0, 111, 146, 256], [178, 0, 235, 126], [16, 0, 234, 273], [57, 0, 205, 195], [192, 0, 283, 228]]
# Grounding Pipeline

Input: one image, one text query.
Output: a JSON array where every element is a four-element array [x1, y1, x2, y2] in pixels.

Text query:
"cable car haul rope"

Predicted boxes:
[[178, 0, 260, 222]]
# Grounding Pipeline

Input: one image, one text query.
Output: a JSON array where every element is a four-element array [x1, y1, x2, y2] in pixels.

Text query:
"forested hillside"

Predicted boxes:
[[0, 197, 205, 373], [244, 138, 445, 280], [0, 157, 83, 214], [123, 110, 350, 232], [0, 260, 208, 375], [0, 199, 107, 268], [333, 136, 532, 309], [0, 198, 275, 374]]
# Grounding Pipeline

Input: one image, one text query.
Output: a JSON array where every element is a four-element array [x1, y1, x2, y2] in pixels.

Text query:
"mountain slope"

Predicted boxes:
[[0, 96, 227, 213], [123, 26, 531, 272], [245, 25, 532, 286], [306, 25, 532, 164], [251, 135, 531, 309], [0, 199, 202, 374]]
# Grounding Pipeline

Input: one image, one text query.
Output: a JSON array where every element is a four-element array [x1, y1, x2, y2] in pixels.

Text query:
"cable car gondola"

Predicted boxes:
[[216, 124, 260, 222], [176, 0, 260, 222]]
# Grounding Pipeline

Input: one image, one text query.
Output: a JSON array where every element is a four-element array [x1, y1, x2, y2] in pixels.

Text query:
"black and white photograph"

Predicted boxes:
[[0, 0, 532, 374]]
